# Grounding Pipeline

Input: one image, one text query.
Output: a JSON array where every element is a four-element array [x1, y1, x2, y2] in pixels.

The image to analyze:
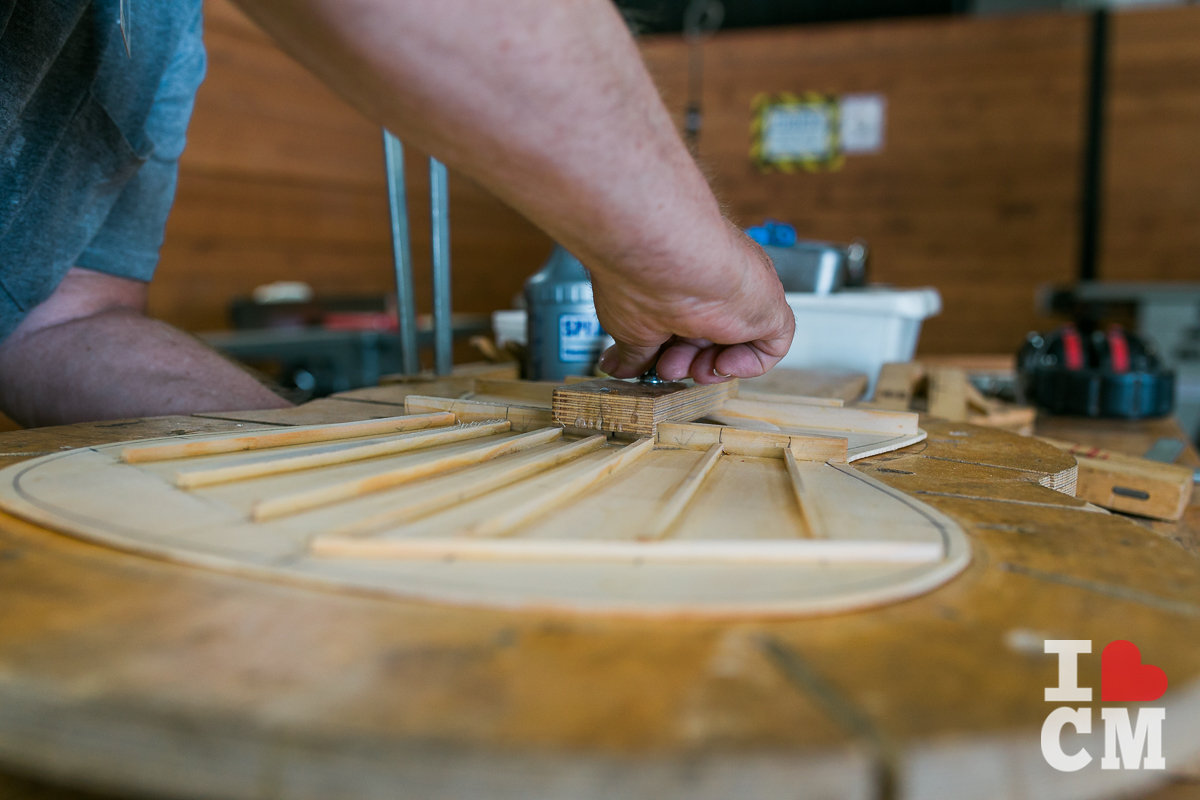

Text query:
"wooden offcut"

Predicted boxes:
[[551, 378, 737, 436], [1040, 437, 1195, 521]]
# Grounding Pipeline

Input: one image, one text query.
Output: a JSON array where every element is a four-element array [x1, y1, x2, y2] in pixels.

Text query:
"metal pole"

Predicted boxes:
[[429, 157, 453, 376], [382, 131, 420, 376]]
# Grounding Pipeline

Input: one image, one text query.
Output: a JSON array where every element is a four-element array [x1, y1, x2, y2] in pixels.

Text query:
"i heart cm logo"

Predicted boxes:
[[1102, 640, 1168, 702]]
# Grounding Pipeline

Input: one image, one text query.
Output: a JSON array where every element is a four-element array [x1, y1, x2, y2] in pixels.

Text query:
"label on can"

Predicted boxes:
[[558, 313, 605, 363]]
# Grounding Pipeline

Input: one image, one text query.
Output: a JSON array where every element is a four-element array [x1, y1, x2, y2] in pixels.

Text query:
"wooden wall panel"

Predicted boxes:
[[640, 13, 1089, 354], [150, 0, 552, 334], [1100, 5, 1200, 283]]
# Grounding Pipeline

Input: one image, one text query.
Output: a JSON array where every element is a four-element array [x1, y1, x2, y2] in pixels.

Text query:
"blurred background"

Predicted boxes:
[[144, 0, 1199, 428]]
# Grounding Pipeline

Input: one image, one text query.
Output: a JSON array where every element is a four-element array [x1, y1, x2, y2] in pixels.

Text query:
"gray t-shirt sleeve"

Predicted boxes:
[[75, 6, 206, 282]]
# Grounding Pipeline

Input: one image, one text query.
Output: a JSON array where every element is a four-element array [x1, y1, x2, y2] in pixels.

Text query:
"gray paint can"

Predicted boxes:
[[524, 246, 606, 381]]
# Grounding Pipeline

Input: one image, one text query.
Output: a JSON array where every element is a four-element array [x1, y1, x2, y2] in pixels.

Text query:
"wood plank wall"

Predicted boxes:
[[640, 12, 1088, 354], [149, 2, 1200, 356], [1100, 8, 1200, 282]]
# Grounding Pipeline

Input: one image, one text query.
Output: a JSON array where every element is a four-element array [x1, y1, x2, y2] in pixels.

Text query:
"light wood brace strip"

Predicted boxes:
[[175, 420, 510, 489], [251, 427, 562, 522], [327, 435, 608, 537], [313, 537, 943, 565], [466, 438, 655, 538], [121, 412, 457, 463], [656, 421, 847, 462], [785, 449, 824, 539], [640, 443, 723, 541]]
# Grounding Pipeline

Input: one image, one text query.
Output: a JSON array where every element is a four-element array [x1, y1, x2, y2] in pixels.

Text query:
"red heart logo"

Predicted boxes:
[[1101, 640, 1168, 702]]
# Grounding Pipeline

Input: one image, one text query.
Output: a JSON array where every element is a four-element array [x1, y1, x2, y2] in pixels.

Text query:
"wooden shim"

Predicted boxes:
[[404, 396, 556, 432], [927, 367, 969, 422], [733, 390, 844, 407], [552, 379, 736, 436], [465, 438, 655, 537], [1039, 437, 1195, 521], [312, 536, 944, 565], [967, 404, 1037, 435], [120, 412, 456, 463], [738, 366, 867, 403], [325, 435, 608, 537], [711, 398, 919, 436], [251, 427, 563, 522], [174, 421, 510, 489], [873, 362, 925, 410], [469, 379, 556, 406], [656, 421, 847, 462], [963, 380, 994, 415], [640, 443, 724, 541], [785, 449, 823, 539]]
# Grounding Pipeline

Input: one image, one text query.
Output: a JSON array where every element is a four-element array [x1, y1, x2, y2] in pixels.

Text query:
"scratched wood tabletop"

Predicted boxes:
[[0, 382, 1198, 800]]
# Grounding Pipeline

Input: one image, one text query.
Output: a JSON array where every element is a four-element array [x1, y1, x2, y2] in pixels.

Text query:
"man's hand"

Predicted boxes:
[[591, 222, 795, 384]]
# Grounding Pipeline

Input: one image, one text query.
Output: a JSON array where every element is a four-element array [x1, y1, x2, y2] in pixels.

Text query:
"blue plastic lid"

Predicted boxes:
[[745, 220, 797, 247]]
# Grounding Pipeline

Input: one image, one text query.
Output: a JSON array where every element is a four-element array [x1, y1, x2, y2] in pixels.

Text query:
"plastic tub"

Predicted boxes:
[[781, 287, 941, 397]]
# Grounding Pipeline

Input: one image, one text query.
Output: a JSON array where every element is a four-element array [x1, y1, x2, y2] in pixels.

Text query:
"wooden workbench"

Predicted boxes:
[[0, 386, 1198, 800]]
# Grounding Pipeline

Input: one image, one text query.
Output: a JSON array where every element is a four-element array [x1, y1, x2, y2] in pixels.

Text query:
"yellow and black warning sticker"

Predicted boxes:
[[750, 92, 844, 173]]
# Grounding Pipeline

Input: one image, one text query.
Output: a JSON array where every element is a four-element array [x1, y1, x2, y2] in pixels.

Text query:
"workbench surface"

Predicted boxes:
[[0, 385, 1198, 800]]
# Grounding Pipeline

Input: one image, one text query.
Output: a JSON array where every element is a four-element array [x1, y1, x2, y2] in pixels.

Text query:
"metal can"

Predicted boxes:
[[524, 245, 606, 381]]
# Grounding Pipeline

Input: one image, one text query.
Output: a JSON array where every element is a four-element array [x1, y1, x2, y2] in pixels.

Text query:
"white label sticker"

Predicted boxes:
[[840, 93, 886, 154], [558, 313, 605, 362]]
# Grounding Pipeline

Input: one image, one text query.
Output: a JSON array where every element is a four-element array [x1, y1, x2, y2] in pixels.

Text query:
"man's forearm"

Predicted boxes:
[[0, 309, 290, 427], [232, 0, 727, 290]]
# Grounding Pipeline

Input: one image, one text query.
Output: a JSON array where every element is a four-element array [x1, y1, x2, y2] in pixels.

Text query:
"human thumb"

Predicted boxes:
[[598, 341, 664, 379]]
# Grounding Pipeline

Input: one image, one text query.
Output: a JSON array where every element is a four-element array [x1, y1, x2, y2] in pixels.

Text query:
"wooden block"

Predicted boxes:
[[927, 367, 969, 422], [551, 378, 737, 437], [873, 362, 926, 410], [1039, 437, 1195, 521]]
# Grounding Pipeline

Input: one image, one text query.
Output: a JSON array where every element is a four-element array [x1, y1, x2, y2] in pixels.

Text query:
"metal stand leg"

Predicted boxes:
[[383, 131, 420, 376], [429, 157, 453, 376]]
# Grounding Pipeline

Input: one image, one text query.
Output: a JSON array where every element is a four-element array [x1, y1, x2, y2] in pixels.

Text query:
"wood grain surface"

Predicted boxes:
[[0, 383, 1197, 799]]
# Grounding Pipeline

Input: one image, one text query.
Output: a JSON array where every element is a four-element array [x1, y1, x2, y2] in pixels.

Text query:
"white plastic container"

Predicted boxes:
[[491, 310, 527, 349], [781, 287, 941, 397]]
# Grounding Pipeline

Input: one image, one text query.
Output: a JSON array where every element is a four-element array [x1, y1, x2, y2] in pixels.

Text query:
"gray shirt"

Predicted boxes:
[[0, 0, 206, 341]]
